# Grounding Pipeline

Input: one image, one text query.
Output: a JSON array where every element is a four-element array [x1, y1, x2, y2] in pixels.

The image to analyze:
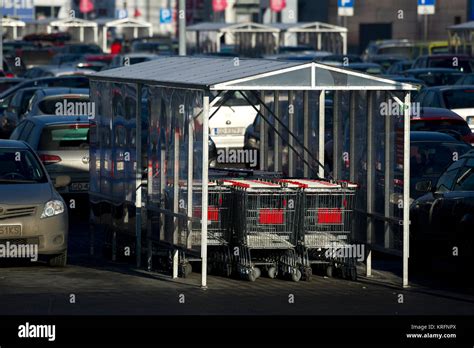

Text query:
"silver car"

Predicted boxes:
[[10, 116, 90, 197], [24, 88, 90, 119], [0, 140, 69, 266]]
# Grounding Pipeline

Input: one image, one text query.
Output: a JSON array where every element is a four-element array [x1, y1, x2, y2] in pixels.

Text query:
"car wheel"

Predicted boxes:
[[48, 251, 68, 267]]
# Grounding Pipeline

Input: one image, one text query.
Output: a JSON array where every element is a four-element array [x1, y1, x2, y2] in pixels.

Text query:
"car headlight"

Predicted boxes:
[[41, 200, 65, 219]]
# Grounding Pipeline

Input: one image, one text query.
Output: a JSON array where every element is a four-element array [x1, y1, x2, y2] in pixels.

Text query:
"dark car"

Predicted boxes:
[[411, 54, 474, 73], [130, 41, 173, 55], [344, 62, 384, 75], [414, 85, 474, 131], [403, 68, 465, 87], [0, 76, 90, 101], [409, 132, 471, 200], [0, 77, 24, 94], [385, 60, 414, 75], [0, 87, 44, 138], [411, 107, 474, 146], [410, 149, 474, 271], [318, 54, 363, 65], [367, 54, 407, 71], [454, 73, 474, 85], [59, 44, 102, 55]]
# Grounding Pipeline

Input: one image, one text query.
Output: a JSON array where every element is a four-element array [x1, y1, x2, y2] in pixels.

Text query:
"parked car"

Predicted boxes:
[[59, 44, 102, 55], [23, 66, 95, 79], [317, 54, 363, 66], [411, 54, 474, 73], [411, 107, 474, 146], [108, 53, 159, 69], [410, 149, 474, 271], [0, 139, 69, 266], [454, 73, 474, 85], [385, 60, 414, 75], [130, 41, 173, 55], [0, 76, 90, 101], [0, 87, 44, 138], [10, 116, 90, 201], [0, 78, 24, 94], [367, 54, 407, 71], [414, 86, 474, 131], [409, 132, 471, 200], [344, 62, 384, 75], [403, 68, 465, 87], [23, 88, 90, 118]]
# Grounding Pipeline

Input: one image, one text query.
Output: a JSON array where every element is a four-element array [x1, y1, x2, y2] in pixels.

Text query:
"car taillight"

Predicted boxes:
[[259, 209, 284, 224], [40, 154, 62, 165], [5, 73, 15, 78]]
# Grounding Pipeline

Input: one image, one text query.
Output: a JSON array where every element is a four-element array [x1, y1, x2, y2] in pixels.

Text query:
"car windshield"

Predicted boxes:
[[0, 81, 21, 94], [410, 141, 471, 178], [39, 124, 89, 150], [428, 58, 473, 72], [453, 158, 474, 191], [377, 46, 414, 58], [442, 89, 474, 109], [0, 148, 48, 183], [411, 120, 472, 136], [38, 96, 90, 115]]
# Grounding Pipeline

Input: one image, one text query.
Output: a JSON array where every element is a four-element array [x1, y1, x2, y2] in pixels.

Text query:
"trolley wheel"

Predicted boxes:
[[326, 265, 334, 278], [303, 267, 312, 281], [267, 266, 277, 279], [349, 266, 357, 281], [247, 269, 257, 282], [291, 269, 302, 282], [253, 267, 261, 279]]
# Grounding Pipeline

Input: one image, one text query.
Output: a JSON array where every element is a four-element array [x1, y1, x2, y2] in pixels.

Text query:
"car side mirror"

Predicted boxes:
[[415, 180, 432, 193], [55, 175, 71, 188]]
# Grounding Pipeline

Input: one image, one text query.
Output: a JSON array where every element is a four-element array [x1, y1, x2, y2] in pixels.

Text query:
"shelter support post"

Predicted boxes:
[[303, 91, 309, 177], [93, 27, 98, 44], [288, 91, 295, 177], [259, 91, 267, 171], [102, 27, 107, 53], [187, 107, 194, 250], [349, 92, 356, 182], [403, 92, 411, 288], [274, 91, 280, 172], [366, 91, 375, 277], [201, 94, 210, 289], [341, 32, 347, 55], [317, 33, 322, 50], [384, 97, 393, 249], [80, 27, 84, 42], [332, 91, 341, 180], [318, 90, 325, 179], [135, 84, 143, 268]]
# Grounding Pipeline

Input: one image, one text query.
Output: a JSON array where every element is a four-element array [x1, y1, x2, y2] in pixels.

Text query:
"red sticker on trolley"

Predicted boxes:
[[259, 209, 284, 224], [317, 208, 342, 224], [193, 207, 220, 221]]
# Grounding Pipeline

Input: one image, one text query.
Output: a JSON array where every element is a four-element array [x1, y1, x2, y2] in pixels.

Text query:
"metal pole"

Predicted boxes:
[[135, 84, 143, 268], [288, 91, 295, 177], [332, 91, 341, 180], [349, 92, 356, 182], [384, 95, 393, 250], [366, 91, 375, 277], [303, 91, 309, 177], [260, 91, 266, 171], [318, 90, 325, 179], [403, 92, 411, 288], [187, 107, 194, 250], [423, 15, 428, 42], [0, 5, 3, 71], [201, 94, 210, 289], [179, 0, 186, 56], [274, 91, 280, 172]]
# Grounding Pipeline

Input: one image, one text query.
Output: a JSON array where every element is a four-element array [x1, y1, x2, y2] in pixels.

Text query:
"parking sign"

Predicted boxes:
[[160, 8, 172, 24], [418, 0, 436, 15], [338, 0, 354, 17]]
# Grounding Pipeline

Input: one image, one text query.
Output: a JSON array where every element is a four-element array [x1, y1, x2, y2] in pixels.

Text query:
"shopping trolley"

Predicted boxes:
[[278, 179, 358, 281], [227, 179, 301, 282]]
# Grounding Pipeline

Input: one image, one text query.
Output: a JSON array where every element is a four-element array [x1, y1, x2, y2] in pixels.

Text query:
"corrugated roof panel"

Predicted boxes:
[[92, 56, 303, 88]]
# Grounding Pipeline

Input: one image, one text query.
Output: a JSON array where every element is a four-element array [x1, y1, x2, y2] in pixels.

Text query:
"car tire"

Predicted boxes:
[[48, 251, 68, 267]]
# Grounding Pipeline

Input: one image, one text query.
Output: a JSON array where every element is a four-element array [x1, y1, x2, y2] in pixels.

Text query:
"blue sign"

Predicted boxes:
[[417, 0, 436, 14], [418, 0, 435, 5], [160, 8, 172, 24], [1, 0, 34, 22], [338, 0, 354, 7], [115, 9, 128, 19]]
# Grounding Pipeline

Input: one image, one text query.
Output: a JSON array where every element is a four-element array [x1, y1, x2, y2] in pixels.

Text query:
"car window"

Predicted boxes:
[[19, 121, 34, 140], [39, 124, 89, 150], [0, 148, 48, 183], [38, 96, 90, 115], [436, 159, 465, 192], [411, 120, 471, 136], [443, 89, 474, 109], [453, 158, 474, 191], [10, 121, 26, 139]]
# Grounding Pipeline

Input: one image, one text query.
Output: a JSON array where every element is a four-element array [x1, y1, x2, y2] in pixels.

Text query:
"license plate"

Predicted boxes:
[[214, 127, 244, 135], [70, 182, 89, 192], [0, 225, 22, 237]]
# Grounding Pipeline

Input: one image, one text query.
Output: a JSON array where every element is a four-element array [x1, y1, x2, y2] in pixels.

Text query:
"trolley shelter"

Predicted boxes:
[[1, 18, 26, 40], [186, 22, 280, 57], [186, 21, 348, 57], [25, 17, 98, 43], [95, 18, 153, 53], [270, 22, 348, 55], [447, 21, 474, 55], [88, 56, 416, 288]]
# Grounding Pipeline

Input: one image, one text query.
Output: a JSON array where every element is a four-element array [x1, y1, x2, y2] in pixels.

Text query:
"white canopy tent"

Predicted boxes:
[[448, 21, 474, 55], [96, 18, 153, 53], [25, 17, 98, 43]]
